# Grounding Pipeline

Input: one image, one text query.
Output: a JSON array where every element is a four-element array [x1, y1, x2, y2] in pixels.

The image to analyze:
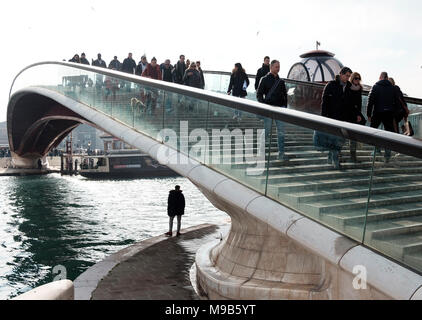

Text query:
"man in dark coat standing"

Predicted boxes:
[[92, 53, 107, 68], [108, 56, 121, 70], [321, 67, 356, 122], [320, 66, 360, 169], [257, 59, 289, 162], [173, 55, 186, 84], [121, 53, 137, 74], [255, 56, 270, 90], [80, 53, 90, 65], [160, 59, 174, 82], [367, 71, 402, 162], [165, 185, 185, 237], [92, 53, 107, 94], [121, 52, 136, 91]]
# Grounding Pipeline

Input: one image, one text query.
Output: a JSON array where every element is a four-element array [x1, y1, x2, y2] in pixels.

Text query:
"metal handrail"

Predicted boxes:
[[9, 61, 422, 159], [203, 70, 422, 105]]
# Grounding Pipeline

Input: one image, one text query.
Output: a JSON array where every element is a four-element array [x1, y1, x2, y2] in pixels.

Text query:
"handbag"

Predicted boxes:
[[313, 131, 345, 151], [401, 118, 414, 136]]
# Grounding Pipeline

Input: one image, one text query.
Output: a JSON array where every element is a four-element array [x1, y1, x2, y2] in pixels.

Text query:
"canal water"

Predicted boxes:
[[0, 174, 229, 299]]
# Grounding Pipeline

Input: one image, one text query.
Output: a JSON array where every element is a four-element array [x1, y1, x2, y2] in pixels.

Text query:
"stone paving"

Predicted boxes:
[[77, 223, 229, 300]]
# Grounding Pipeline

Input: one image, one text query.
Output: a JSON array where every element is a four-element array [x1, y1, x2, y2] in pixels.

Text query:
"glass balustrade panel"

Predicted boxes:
[[364, 149, 422, 273], [265, 120, 374, 242]]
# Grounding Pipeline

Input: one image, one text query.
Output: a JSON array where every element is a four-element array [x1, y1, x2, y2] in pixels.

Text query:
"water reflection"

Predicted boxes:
[[0, 174, 227, 299]]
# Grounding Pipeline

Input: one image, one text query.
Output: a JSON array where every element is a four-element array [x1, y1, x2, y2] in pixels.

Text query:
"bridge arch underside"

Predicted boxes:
[[7, 92, 94, 168]]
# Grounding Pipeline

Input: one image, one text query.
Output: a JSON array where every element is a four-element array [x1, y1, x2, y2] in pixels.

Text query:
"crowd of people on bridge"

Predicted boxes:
[[67, 52, 410, 171], [319, 67, 409, 169], [68, 53, 205, 89], [224, 57, 410, 169]]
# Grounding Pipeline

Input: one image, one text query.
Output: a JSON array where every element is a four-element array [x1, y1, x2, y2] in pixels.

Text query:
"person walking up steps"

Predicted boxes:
[[257, 59, 289, 162], [367, 71, 402, 163], [165, 185, 185, 237], [228, 62, 249, 121]]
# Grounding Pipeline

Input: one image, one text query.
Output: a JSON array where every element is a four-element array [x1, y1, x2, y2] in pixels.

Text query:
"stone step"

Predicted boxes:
[[369, 231, 422, 258], [403, 252, 422, 271], [279, 181, 422, 206], [372, 224, 422, 240], [323, 206, 422, 230], [271, 173, 422, 193], [300, 190, 422, 215], [264, 167, 422, 184], [245, 160, 377, 175]]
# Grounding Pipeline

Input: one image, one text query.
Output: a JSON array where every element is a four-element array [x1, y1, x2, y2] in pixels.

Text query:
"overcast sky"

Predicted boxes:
[[1, 0, 421, 121]]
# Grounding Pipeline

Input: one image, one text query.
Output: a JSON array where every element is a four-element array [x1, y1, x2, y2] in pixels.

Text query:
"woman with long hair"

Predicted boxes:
[[227, 62, 250, 120], [69, 54, 80, 63], [348, 72, 365, 162]]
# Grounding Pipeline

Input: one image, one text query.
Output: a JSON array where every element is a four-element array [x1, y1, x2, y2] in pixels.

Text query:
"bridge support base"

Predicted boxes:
[[10, 152, 41, 169], [195, 211, 390, 300]]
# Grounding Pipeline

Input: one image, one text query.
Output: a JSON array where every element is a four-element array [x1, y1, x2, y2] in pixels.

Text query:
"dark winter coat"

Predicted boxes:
[[228, 71, 249, 97], [348, 85, 366, 125], [121, 57, 137, 74], [256, 72, 287, 107], [92, 59, 107, 68], [173, 61, 186, 84], [321, 76, 359, 122], [109, 59, 121, 70], [161, 64, 174, 82], [255, 64, 270, 90], [367, 79, 401, 118], [198, 67, 205, 89], [350, 86, 362, 112], [392, 85, 408, 122], [135, 62, 147, 76], [183, 68, 202, 88], [80, 57, 90, 65], [167, 190, 185, 216]]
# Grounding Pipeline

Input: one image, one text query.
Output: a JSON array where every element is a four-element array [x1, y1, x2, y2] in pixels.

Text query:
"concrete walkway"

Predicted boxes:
[[74, 223, 229, 300]]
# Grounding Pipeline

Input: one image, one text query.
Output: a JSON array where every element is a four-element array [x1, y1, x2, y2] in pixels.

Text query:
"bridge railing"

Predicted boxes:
[[203, 71, 422, 139], [9, 61, 422, 274]]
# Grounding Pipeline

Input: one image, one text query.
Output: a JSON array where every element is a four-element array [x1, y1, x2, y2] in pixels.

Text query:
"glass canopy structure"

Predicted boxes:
[[287, 50, 344, 82]]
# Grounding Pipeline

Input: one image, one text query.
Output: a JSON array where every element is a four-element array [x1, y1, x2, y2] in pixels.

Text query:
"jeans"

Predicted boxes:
[[233, 96, 245, 118], [169, 215, 182, 233], [264, 118, 285, 156], [328, 149, 340, 168], [370, 112, 395, 159]]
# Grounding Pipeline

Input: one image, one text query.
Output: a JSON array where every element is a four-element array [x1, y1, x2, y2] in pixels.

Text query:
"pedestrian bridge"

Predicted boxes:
[[7, 62, 422, 299]]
